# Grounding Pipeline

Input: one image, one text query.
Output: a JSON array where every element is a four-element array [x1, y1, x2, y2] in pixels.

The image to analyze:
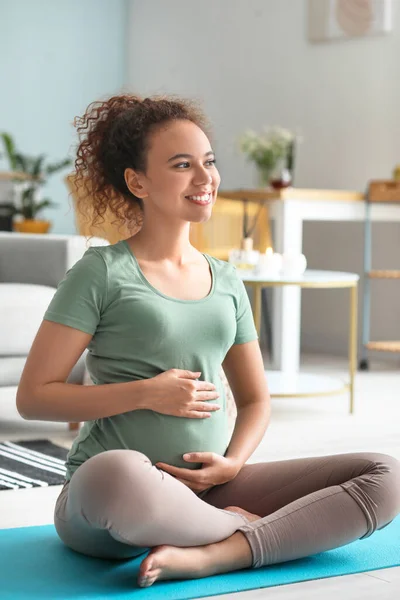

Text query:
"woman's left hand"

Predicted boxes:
[[155, 452, 241, 493]]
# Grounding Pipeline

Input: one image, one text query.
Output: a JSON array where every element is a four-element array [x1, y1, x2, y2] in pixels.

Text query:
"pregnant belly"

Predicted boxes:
[[92, 409, 229, 470]]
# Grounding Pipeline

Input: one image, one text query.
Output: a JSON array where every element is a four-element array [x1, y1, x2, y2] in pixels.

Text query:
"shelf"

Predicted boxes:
[[0, 171, 33, 181], [219, 188, 364, 203], [365, 341, 400, 353], [367, 270, 400, 279]]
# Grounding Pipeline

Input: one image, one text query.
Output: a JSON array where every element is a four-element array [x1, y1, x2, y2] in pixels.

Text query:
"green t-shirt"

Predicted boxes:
[[44, 240, 258, 481]]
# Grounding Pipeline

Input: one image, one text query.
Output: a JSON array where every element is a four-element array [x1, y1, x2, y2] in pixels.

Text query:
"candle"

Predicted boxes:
[[281, 252, 307, 276], [256, 247, 283, 276]]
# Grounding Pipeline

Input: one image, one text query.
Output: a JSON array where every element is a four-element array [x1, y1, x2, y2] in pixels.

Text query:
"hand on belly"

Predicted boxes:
[[155, 452, 240, 493]]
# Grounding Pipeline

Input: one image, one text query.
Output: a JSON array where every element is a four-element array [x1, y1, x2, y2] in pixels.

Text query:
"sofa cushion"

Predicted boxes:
[[0, 357, 26, 386], [0, 283, 56, 356]]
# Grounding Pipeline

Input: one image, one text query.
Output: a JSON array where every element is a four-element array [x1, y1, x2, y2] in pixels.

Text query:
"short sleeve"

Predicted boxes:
[[232, 267, 259, 345], [43, 248, 107, 335]]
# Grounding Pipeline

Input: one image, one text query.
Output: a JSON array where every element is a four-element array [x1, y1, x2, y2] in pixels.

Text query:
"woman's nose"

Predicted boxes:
[[193, 167, 213, 185]]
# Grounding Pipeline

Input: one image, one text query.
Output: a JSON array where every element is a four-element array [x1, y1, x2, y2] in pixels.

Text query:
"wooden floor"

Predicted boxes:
[[0, 353, 399, 599]]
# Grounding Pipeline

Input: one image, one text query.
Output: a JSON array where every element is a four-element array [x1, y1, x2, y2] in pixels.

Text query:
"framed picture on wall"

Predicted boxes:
[[308, 0, 392, 42]]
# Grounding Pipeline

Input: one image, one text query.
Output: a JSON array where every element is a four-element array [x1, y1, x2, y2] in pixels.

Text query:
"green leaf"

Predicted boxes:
[[1, 132, 18, 170], [31, 198, 57, 219], [14, 152, 28, 173], [21, 187, 35, 205], [36, 198, 57, 210], [32, 154, 46, 178], [46, 158, 72, 175]]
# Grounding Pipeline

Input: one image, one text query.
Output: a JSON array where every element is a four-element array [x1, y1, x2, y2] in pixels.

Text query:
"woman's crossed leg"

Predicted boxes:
[[54, 450, 400, 587], [202, 452, 400, 567], [54, 449, 249, 583]]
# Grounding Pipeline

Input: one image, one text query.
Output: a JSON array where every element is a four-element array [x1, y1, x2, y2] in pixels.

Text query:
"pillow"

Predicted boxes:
[[0, 284, 56, 356]]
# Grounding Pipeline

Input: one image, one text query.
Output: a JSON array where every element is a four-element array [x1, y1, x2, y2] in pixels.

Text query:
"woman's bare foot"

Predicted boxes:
[[138, 544, 211, 588], [224, 505, 261, 523], [137, 528, 254, 588]]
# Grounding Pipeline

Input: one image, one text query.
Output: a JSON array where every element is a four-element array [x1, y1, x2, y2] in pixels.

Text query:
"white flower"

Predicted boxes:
[[238, 125, 300, 170]]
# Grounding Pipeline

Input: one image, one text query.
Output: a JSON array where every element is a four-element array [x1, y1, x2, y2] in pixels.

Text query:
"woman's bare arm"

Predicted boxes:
[[222, 340, 271, 468], [16, 320, 150, 422]]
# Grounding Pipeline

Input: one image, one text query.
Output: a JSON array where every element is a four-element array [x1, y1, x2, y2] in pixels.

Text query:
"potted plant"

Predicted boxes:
[[239, 126, 299, 188], [0, 132, 71, 233]]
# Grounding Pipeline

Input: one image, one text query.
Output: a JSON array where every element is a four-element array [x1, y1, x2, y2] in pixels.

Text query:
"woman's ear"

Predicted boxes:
[[124, 168, 148, 199]]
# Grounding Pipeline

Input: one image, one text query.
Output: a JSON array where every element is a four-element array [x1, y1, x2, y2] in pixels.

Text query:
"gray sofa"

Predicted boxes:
[[0, 231, 109, 430]]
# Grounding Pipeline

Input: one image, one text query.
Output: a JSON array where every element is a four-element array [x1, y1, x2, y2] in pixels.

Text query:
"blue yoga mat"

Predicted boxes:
[[1, 518, 399, 599]]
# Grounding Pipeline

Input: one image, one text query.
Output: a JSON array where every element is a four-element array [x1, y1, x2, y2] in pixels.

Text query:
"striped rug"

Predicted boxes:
[[0, 440, 68, 491]]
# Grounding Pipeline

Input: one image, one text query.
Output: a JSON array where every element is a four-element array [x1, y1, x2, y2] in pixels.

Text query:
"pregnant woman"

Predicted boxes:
[[17, 94, 400, 589]]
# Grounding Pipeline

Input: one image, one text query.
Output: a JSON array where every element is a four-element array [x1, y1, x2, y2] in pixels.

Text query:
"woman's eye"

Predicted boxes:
[[174, 159, 216, 169]]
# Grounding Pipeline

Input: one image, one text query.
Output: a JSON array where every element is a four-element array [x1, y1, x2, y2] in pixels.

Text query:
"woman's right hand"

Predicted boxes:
[[146, 369, 220, 419]]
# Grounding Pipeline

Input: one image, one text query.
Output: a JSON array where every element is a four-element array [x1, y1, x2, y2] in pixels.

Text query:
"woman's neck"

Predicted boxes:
[[126, 231, 199, 266]]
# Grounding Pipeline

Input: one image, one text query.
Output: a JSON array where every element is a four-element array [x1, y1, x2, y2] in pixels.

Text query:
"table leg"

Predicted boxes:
[[349, 284, 358, 414], [271, 200, 304, 372]]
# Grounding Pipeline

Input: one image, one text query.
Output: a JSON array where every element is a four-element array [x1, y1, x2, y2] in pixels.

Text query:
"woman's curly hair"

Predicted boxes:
[[73, 93, 210, 233]]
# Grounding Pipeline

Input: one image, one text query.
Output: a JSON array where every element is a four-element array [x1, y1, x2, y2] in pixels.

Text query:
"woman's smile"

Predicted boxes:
[[185, 192, 213, 205]]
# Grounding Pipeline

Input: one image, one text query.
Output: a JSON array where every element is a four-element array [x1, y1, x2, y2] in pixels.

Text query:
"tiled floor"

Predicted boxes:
[[1, 354, 399, 599]]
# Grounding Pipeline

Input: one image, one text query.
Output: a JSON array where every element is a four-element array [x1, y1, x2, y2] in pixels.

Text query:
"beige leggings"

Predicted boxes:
[[54, 450, 400, 568]]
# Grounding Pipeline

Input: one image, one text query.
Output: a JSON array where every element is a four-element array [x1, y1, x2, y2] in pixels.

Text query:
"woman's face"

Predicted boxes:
[[130, 119, 221, 223]]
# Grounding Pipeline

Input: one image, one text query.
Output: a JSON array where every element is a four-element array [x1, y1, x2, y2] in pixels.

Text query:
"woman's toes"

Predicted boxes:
[[138, 575, 155, 588]]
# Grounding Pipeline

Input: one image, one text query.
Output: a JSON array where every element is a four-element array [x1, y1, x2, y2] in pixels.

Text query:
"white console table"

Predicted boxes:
[[220, 187, 400, 375]]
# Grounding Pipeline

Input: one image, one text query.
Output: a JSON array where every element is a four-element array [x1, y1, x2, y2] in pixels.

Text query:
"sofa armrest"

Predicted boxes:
[[0, 232, 109, 287], [0, 232, 108, 391]]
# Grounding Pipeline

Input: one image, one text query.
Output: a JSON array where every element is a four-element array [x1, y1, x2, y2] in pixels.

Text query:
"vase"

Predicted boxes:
[[281, 252, 307, 276], [257, 167, 273, 188], [13, 219, 51, 234]]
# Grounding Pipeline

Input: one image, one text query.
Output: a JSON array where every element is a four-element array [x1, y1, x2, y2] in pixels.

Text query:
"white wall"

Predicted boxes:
[[126, 0, 400, 358]]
